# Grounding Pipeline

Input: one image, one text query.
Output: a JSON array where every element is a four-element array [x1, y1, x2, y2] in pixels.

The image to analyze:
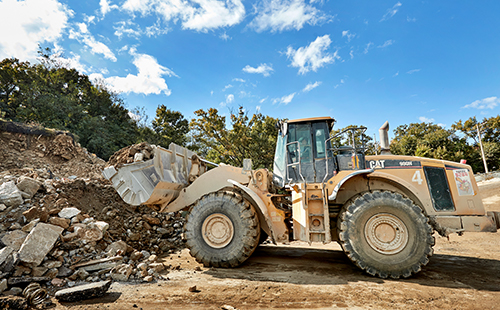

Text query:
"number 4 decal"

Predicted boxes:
[[412, 170, 423, 185]]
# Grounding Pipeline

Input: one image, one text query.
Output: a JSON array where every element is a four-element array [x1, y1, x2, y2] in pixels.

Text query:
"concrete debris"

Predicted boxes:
[[221, 305, 238, 310], [54, 280, 112, 302], [58, 207, 81, 219], [0, 181, 23, 207], [0, 129, 187, 300], [18, 223, 64, 266], [16, 176, 41, 199], [110, 264, 133, 281]]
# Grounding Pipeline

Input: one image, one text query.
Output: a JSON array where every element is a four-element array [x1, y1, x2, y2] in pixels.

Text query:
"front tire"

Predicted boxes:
[[185, 191, 260, 267], [338, 191, 434, 278]]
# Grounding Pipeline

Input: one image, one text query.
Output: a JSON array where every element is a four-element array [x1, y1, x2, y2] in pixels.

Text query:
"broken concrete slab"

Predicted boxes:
[[49, 217, 70, 229], [110, 264, 133, 281], [1, 230, 28, 251], [18, 223, 64, 266], [21, 219, 39, 232], [0, 246, 14, 265], [0, 181, 23, 207], [16, 176, 41, 198], [54, 280, 112, 302], [71, 256, 122, 270], [22, 207, 49, 222], [58, 207, 81, 219]]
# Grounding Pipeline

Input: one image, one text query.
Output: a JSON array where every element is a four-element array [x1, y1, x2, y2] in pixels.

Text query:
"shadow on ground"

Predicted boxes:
[[206, 245, 500, 291]]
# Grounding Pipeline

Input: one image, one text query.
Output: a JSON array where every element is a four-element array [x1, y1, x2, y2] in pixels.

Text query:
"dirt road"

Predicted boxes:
[[55, 179, 500, 310]]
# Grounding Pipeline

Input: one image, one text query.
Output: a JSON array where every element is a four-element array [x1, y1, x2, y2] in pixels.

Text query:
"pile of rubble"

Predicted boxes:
[[106, 142, 154, 168], [0, 125, 188, 305]]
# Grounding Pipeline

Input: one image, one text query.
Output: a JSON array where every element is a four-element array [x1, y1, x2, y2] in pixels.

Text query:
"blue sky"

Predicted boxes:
[[1, 0, 499, 139]]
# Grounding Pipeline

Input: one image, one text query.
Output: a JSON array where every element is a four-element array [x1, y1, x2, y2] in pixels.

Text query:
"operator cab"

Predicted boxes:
[[273, 117, 367, 187]]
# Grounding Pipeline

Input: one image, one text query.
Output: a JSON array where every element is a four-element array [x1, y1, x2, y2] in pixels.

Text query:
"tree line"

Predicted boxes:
[[1, 52, 498, 173]]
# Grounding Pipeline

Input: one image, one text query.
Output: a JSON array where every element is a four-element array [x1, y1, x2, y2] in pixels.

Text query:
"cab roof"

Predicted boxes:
[[287, 116, 335, 130]]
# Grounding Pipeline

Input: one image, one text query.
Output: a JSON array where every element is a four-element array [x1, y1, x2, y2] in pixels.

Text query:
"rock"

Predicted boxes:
[[45, 268, 58, 278], [43, 260, 62, 269], [49, 217, 70, 229], [0, 203, 6, 211], [54, 280, 112, 302], [21, 219, 39, 232], [80, 226, 103, 242], [3, 287, 23, 296], [140, 250, 151, 260], [75, 269, 90, 280], [89, 221, 109, 232], [0, 181, 23, 207], [105, 241, 128, 257], [110, 264, 133, 281], [0, 246, 14, 265], [16, 176, 41, 198], [13, 265, 31, 277], [18, 223, 64, 266], [9, 222, 22, 230], [51, 278, 66, 287], [0, 296, 28, 309], [58, 207, 81, 219], [58, 266, 74, 278], [188, 285, 199, 292], [143, 275, 153, 282], [147, 254, 158, 262], [149, 263, 165, 273], [143, 215, 160, 226], [31, 266, 48, 277], [137, 263, 147, 271], [22, 207, 49, 222], [221, 305, 237, 310], [128, 231, 140, 241], [72, 256, 122, 272], [2, 230, 28, 251], [129, 250, 143, 261], [0, 279, 7, 293]]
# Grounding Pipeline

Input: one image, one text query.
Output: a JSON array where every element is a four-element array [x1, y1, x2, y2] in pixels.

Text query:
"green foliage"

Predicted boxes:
[[190, 107, 278, 170], [330, 125, 377, 155], [152, 104, 189, 147], [0, 50, 138, 160]]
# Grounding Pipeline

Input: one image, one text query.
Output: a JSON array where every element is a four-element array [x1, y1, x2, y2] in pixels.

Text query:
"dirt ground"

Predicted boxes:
[[53, 178, 500, 310]]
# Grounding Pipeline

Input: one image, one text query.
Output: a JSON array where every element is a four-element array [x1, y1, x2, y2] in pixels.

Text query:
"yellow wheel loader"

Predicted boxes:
[[103, 117, 499, 279]]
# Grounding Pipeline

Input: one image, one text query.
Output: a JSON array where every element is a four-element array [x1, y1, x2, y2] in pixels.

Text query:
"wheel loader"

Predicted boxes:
[[103, 116, 500, 279]]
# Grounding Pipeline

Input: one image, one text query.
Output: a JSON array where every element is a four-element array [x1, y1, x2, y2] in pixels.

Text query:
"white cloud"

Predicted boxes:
[[256, 105, 261, 112], [122, 0, 245, 32], [463, 97, 499, 110], [303, 81, 321, 92], [69, 23, 117, 61], [248, 0, 330, 32], [242, 63, 274, 76], [233, 78, 246, 82], [363, 42, 373, 54], [114, 20, 142, 39], [220, 32, 231, 40], [259, 97, 268, 103], [393, 71, 399, 77], [91, 48, 176, 96], [380, 2, 402, 22], [226, 94, 235, 104], [100, 0, 119, 16], [286, 35, 338, 74], [407, 16, 417, 22], [223, 84, 233, 91], [419, 116, 435, 123], [378, 40, 394, 48], [349, 48, 354, 59], [407, 68, 421, 74], [273, 92, 296, 105], [0, 0, 72, 61], [342, 30, 355, 42]]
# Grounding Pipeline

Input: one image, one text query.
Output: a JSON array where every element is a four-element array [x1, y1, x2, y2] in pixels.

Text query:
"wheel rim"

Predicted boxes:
[[202, 213, 234, 248], [364, 213, 409, 255]]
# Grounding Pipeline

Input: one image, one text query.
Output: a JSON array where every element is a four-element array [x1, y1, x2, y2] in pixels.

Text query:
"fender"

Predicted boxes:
[[328, 169, 374, 201], [228, 179, 275, 243]]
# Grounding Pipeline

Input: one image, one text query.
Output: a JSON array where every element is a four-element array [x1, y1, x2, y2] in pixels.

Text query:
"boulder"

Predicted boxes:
[[0, 181, 23, 207], [18, 223, 64, 266], [54, 280, 112, 302], [16, 176, 41, 198]]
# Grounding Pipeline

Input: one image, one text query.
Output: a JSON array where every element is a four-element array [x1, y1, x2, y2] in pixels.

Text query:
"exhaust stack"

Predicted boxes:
[[379, 121, 391, 155]]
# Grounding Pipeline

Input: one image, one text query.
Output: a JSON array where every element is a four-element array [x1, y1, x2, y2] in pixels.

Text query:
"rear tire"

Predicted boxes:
[[185, 191, 260, 267], [338, 191, 434, 278]]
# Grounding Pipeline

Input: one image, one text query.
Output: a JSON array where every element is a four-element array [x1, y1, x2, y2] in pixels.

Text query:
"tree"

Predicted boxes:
[[390, 122, 473, 165], [330, 125, 377, 155], [151, 105, 189, 148], [190, 107, 278, 170]]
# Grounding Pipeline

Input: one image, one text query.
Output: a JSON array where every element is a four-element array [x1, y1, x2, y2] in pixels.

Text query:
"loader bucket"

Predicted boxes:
[[103, 143, 201, 206]]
